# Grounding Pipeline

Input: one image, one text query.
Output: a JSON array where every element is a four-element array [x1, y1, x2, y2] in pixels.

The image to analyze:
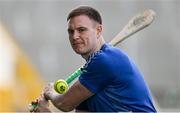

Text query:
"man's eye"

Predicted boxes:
[[78, 28, 86, 33], [68, 29, 74, 35]]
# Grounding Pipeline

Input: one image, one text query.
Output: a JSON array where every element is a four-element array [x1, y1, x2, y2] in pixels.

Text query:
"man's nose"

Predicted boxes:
[[72, 31, 80, 39]]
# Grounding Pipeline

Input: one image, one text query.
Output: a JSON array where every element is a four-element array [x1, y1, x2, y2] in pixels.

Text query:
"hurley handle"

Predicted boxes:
[[65, 68, 82, 84]]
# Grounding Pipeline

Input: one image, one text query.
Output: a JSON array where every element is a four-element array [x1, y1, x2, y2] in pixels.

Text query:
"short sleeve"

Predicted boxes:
[[76, 100, 88, 111], [79, 53, 114, 93]]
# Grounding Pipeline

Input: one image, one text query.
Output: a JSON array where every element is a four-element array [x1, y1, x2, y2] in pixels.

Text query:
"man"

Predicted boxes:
[[32, 6, 156, 112]]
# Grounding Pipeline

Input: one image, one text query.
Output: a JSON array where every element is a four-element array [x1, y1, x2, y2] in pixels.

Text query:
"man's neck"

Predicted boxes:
[[82, 37, 105, 60]]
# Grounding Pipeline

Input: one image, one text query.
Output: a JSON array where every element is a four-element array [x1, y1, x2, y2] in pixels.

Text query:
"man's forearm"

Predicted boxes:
[[49, 93, 74, 112]]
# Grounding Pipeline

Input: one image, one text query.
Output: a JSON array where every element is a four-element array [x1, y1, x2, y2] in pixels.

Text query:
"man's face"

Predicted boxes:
[[67, 15, 101, 56]]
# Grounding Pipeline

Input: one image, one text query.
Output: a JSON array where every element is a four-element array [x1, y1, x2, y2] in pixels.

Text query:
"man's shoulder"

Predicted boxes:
[[100, 43, 128, 61], [84, 43, 129, 69]]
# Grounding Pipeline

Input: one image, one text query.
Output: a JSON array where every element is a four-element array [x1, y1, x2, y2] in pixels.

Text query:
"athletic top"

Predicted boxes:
[[76, 43, 156, 112]]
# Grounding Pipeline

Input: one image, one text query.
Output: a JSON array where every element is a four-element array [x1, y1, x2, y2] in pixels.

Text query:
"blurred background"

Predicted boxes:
[[0, 0, 180, 112]]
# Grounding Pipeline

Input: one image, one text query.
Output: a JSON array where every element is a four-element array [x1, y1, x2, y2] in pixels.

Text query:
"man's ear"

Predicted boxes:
[[96, 24, 102, 38]]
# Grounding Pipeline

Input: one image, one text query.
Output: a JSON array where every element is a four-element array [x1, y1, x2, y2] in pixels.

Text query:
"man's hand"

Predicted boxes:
[[29, 94, 51, 112], [43, 82, 63, 108], [43, 83, 57, 100]]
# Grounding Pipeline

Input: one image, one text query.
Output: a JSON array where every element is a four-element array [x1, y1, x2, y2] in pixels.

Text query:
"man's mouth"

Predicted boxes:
[[73, 42, 83, 46]]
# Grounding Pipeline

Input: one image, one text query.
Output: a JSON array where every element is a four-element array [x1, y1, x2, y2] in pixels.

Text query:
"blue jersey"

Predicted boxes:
[[76, 43, 156, 112]]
